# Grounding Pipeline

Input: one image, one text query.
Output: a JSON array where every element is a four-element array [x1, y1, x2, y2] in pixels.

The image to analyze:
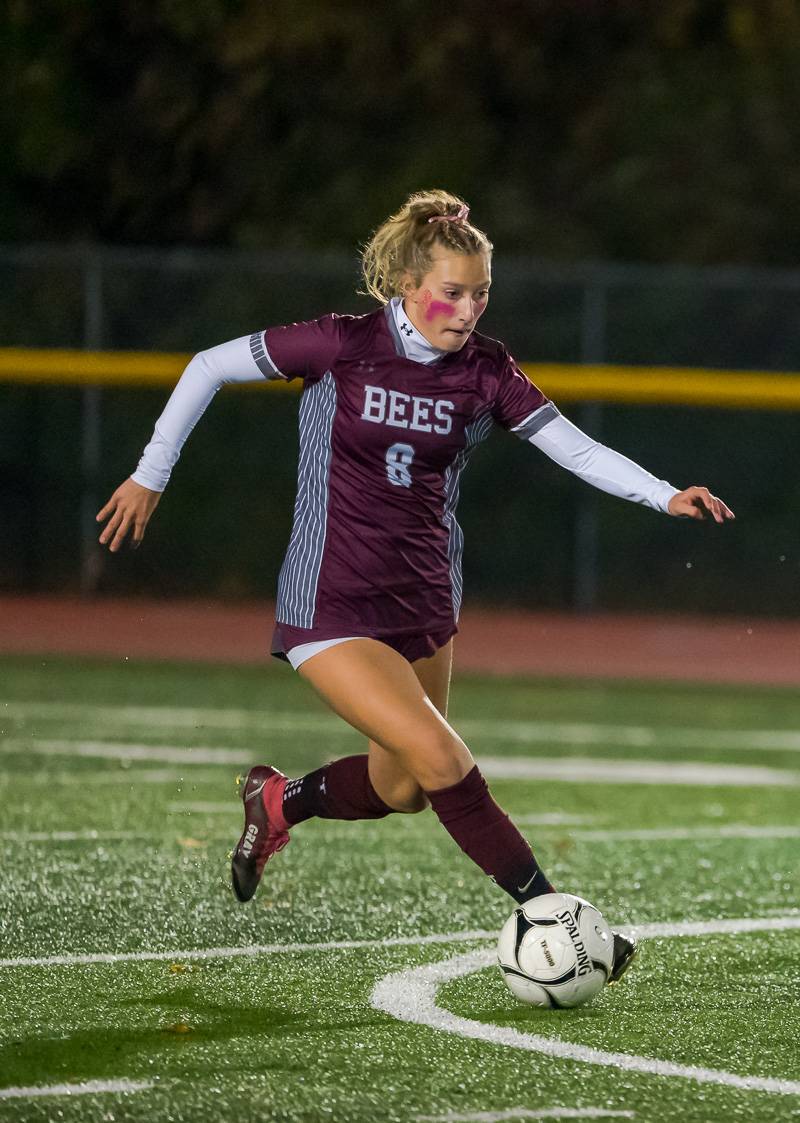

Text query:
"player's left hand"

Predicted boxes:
[[668, 486, 735, 523]]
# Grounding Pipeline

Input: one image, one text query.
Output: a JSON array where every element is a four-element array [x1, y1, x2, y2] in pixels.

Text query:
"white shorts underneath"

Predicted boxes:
[[286, 636, 362, 670]]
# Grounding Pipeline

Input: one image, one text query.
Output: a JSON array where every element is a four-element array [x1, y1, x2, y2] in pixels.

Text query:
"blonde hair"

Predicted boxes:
[[360, 189, 493, 304]]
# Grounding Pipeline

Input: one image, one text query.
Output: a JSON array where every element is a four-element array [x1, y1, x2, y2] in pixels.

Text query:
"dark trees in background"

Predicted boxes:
[[3, 0, 800, 262]]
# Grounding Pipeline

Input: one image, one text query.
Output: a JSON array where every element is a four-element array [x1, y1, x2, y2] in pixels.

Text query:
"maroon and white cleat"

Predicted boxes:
[[231, 766, 291, 902]]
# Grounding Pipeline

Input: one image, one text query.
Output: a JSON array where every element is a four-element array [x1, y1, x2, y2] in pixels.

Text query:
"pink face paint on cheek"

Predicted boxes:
[[421, 290, 456, 322], [426, 300, 456, 320]]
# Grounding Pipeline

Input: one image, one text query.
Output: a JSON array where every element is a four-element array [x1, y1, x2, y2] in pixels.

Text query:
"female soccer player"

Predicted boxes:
[[98, 189, 733, 985]]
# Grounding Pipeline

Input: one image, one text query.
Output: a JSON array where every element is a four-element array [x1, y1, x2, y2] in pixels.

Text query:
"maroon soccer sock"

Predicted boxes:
[[281, 754, 393, 825], [426, 765, 555, 903]]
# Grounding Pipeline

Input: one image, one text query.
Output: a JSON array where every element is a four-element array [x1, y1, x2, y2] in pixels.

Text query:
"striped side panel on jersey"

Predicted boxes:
[[275, 372, 337, 628], [443, 411, 494, 620]]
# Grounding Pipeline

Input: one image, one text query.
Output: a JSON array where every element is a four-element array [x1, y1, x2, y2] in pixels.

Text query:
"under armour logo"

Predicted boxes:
[[319, 777, 327, 795], [400, 321, 413, 337]]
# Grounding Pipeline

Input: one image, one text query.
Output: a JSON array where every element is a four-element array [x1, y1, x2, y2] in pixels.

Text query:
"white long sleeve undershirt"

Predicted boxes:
[[131, 335, 267, 492], [527, 414, 678, 514], [131, 330, 679, 516]]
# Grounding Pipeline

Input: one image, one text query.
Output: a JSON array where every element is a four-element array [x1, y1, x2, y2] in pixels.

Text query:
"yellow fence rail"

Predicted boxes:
[[2, 347, 800, 410]]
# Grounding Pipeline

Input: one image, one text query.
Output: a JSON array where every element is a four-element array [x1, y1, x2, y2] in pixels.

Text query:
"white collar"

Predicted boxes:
[[390, 297, 446, 365]]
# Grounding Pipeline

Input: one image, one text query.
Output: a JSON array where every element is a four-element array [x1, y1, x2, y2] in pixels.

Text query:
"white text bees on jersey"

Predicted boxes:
[[360, 385, 454, 436]]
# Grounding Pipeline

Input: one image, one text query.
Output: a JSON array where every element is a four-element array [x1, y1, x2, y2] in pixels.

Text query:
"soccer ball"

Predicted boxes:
[[497, 892, 614, 1009]]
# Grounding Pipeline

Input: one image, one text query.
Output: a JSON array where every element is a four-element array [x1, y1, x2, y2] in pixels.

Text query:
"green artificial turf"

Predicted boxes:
[[0, 655, 798, 1122]]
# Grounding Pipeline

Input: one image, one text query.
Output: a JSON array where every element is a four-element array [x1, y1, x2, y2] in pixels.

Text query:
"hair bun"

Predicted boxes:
[[428, 203, 470, 225]]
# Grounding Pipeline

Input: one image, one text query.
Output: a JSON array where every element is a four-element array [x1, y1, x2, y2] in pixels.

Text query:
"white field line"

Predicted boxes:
[[5, 824, 797, 847], [5, 701, 800, 752], [486, 813, 594, 825], [479, 756, 800, 787], [0, 739, 248, 765], [0, 929, 493, 971], [0, 830, 141, 842], [4, 739, 798, 786], [3, 914, 800, 973], [167, 802, 594, 824], [7, 823, 797, 847], [372, 915, 800, 1098], [0, 1079, 154, 1100], [417, 1110, 635, 1121], [631, 916, 800, 939], [470, 720, 800, 753], [169, 801, 240, 813], [45, 769, 228, 785], [1, 702, 341, 733], [515, 823, 800, 841]]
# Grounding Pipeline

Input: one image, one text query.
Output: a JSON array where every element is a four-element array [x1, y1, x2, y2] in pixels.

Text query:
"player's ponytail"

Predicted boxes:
[[360, 189, 492, 304]]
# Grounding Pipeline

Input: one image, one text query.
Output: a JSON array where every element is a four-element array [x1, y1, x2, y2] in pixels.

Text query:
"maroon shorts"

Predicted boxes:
[[271, 621, 457, 667]]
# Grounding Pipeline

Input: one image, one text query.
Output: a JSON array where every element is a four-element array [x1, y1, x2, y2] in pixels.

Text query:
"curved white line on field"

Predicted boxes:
[[370, 915, 800, 1097]]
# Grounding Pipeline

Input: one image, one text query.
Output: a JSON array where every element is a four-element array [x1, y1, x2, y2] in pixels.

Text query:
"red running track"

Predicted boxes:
[[1, 596, 799, 685]]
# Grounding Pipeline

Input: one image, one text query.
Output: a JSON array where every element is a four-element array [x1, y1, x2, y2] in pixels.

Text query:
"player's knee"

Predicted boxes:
[[384, 776, 428, 814], [413, 728, 470, 791], [393, 788, 428, 814]]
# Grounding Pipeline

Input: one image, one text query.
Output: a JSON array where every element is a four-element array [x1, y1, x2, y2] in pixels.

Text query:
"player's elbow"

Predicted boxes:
[[186, 348, 227, 390]]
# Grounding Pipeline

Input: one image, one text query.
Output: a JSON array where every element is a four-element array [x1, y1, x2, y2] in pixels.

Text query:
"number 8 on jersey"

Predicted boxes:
[[385, 442, 415, 488]]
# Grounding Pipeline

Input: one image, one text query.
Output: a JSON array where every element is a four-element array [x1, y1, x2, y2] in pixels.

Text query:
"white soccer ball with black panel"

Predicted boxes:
[[497, 892, 614, 1008]]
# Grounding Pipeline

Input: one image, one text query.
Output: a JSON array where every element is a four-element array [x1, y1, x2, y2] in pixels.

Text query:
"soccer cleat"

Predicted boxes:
[[608, 931, 638, 984], [231, 765, 290, 903]]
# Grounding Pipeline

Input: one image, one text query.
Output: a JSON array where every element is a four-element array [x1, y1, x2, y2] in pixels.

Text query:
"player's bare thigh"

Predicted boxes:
[[367, 639, 453, 812], [297, 637, 471, 799]]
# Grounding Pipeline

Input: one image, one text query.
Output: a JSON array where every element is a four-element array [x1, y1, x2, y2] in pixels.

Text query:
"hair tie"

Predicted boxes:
[[428, 203, 470, 225]]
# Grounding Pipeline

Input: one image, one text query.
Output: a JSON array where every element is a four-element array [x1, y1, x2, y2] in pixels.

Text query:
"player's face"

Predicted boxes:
[[402, 252, 492, 352]]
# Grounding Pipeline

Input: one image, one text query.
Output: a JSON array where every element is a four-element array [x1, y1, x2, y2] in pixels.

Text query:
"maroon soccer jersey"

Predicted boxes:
[[257, 305, 556, 642]]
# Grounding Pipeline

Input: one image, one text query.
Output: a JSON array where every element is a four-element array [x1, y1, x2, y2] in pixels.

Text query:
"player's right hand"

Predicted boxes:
[[96, 478, 161, 552]]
